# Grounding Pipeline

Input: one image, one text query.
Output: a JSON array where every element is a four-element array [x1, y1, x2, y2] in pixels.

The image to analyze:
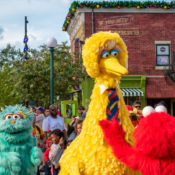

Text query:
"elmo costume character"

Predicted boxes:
[[100, 112, 175, 175]]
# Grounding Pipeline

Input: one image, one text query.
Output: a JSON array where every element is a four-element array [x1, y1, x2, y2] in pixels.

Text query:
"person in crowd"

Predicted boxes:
[[57, 109, 61, 117], [67, 119, 83, 145], [132, 100, 141, 110], [32, 117, 45, 175], [31, 106, 36, 113], [126, 105, 139, 128], [78, 105, 87, 120], [67, 116, 77, 137], [132, 101, 143, 121], [44, 107, 50, 117], [129, 113, 139, 128], [42, 104, 67, 140], [75, 119, 83, 136], [32, 117, 45, 148], [35, 106, 45, 128], [43, 130, 52, 175], [49, 129, 64, 175]]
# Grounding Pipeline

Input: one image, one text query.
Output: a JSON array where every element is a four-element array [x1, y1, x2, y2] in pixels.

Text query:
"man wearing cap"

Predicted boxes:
[[42, 105, 67, 140], [35, 106, 45, 128]]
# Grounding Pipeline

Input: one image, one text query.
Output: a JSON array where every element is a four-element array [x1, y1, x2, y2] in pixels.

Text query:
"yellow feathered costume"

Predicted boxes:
[[59, 32, 141, 175]]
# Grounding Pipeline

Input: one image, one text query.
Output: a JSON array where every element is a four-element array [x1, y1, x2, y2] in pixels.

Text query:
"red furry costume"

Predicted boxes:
[[99, 112, 175, 175]]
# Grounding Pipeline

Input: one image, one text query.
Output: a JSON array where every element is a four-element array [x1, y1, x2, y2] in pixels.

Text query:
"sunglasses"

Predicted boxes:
[[135, 105, 141, 108]]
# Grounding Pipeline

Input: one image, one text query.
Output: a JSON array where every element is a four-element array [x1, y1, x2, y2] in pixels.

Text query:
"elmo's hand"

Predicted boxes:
[[99, 119, 125, 145]]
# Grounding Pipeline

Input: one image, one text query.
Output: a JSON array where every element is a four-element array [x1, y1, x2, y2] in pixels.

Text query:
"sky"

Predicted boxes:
[[0, 0, 73, 50], [0, 0, 172, 51]]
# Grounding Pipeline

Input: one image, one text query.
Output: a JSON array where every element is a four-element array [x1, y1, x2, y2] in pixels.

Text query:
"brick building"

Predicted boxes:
[[62, 1, 175, 115]]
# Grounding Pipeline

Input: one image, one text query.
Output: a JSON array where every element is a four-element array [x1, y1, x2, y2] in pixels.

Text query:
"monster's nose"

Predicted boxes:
[[11, 120, 16, 124]]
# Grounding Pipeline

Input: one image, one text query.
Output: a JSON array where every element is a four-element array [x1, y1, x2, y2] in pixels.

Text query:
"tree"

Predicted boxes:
[[0, 42, 86, 107]]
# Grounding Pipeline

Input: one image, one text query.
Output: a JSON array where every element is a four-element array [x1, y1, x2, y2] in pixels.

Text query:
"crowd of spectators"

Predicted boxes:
[[31, 104, 85, 175]]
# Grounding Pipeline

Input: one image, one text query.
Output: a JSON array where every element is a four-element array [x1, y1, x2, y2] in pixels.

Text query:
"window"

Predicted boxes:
[[156, 44, 170, 66]]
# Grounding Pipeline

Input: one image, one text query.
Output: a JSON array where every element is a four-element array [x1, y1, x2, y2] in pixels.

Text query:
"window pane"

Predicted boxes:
[[157, 45, 169, 55], [157, 56, 169, 65]]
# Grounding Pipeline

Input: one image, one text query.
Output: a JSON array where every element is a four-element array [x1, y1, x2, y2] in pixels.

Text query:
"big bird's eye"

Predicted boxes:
[[110, 49, 119, 56], [4, 114, 13, 120], [101, 50, 109, 58], [12, 114, 21, 119]]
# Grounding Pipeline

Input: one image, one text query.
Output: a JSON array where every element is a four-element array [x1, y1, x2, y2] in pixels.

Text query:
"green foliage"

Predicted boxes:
[[0, 42, 86, 107]]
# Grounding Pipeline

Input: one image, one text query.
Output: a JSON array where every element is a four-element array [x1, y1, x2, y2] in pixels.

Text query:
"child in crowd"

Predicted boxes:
[[32, 117, 45, 175], [35, 106, 45, 128], [75, 119, 83, 136], [32, 117, 44, 148], [67, 116, 77, 137], [67, 119, 83, 146], [49, 129, 64, 175], [44, 108, 50, 117], [43, 130, 52, 175]]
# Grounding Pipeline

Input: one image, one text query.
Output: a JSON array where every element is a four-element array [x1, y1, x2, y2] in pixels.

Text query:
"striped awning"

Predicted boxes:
[[121, 88, 144, 97]]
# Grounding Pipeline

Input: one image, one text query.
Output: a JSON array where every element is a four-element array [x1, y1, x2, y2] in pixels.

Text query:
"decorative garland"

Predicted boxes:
[[62, 1, 175, 31]]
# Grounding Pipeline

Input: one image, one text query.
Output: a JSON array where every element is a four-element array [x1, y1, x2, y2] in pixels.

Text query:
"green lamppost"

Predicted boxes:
[[46, 37, 57, 105]]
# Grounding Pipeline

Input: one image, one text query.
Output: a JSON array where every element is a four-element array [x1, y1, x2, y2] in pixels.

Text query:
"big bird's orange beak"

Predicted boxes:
[[99, 56, 128, 77]]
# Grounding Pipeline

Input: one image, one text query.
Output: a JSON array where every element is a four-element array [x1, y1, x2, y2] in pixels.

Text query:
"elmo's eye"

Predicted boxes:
[[101, 50, 109, 58], [13, 115, 21, 119], [4, 115, 12, 120], [110, 49, 119, 56]]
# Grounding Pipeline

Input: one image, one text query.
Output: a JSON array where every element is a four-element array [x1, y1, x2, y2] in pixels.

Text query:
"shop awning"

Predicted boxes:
[[121, 88, 144, 97]]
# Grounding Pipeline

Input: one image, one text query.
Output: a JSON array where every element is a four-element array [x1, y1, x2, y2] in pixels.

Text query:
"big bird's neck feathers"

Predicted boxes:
[[96, 74, 121, 89]]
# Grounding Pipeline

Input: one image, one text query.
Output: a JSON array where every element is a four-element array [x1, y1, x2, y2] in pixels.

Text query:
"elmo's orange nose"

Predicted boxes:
[[11, 120, 16, 124]]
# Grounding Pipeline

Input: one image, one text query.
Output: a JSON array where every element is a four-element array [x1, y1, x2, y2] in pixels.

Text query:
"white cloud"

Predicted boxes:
[[0, 26, 4, 40], [0, 0, 70, 50], [61, 0, 71, 6]]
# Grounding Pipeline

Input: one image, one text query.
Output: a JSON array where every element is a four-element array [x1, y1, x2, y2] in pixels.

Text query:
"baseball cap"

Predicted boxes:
[[36, 106, 44, 113]]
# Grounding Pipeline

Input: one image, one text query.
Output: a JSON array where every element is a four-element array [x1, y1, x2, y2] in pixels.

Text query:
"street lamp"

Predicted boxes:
[[46, 37, 57, 105]]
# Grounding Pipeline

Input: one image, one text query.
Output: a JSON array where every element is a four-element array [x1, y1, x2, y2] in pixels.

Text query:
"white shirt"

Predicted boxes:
[[35, 114, 45, 128], [49, 143, 64, 165], [42, 115, 66, 132]]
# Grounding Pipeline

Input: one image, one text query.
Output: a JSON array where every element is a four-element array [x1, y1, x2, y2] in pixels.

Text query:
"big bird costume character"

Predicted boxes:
[[0, 105, 42, 175], [59, 32, 141, 175]]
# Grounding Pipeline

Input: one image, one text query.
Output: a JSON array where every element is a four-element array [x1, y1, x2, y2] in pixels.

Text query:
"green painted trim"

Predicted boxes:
[[120, 75, 146, 108], [61, 100, 78, 117], [80, 75, 146, 109], [81, 77, 94, 108], [171, 99, 175, 116]]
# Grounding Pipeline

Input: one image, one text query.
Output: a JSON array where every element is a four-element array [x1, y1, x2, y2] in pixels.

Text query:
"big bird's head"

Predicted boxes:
[[82, 32, 128, 88]]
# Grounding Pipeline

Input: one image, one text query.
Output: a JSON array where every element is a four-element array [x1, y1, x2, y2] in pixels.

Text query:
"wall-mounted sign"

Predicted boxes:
[[157, 45, 169, 55]]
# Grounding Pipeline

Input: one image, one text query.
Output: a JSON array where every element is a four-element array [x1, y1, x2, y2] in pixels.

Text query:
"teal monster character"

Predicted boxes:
[[0, 105, 43, 175]]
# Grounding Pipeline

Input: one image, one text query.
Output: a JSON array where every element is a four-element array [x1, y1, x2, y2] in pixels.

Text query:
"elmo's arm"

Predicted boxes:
[[99, 120, 138, 170], [100, 120, 161, 175]]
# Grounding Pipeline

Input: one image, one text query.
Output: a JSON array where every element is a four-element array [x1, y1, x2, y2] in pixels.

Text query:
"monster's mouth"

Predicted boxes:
[[10, 130, 24, 134]]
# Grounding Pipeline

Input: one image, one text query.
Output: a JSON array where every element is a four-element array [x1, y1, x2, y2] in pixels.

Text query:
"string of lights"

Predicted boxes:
[[24, 16, 29, 60]]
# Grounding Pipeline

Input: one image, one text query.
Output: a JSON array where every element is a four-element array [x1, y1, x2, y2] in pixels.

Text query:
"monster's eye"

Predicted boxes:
[[12, 115, 21, 119], [101, 50, 109, 58], [4, 114, 13, 120], [110, 49, 119, 56]]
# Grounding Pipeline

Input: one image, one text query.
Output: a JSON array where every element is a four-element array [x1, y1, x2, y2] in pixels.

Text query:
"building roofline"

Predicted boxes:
[[62, 1, 175, 31]]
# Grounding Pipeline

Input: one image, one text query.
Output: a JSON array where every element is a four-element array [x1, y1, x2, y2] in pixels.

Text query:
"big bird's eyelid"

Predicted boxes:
[[112, 47, 123, 52], [101, 50, 109, 58]]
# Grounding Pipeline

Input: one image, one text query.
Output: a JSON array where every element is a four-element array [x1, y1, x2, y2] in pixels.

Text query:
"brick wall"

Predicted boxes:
[[85, 12, 175, 98]]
